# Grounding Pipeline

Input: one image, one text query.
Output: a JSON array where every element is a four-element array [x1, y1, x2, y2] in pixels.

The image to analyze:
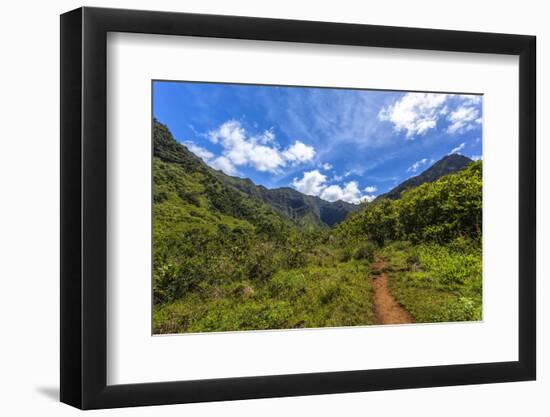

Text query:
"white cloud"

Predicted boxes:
[[364, 185, 377, 193], [254, 129, 276, 145], [361, 194, 377, 203], [449, 142, 466, 155], [184, 141, 214, 162], [292, 171, 376, 204], [321, 181, 364, 204], [407, 158, 429, 173], [321, 162, 333, 171], [447, 106, 480, 134], [208, 120, 315, 173], [292, 170, 327, 196], [248, 145, 286, 172], [282, 141, 316, 164], [471, 154, 482, 161], [461, 95, 482, 105], [378, 93, 449, 138], [379, 93, 482, 138], [319, 185, 345, 202], [210, 156, 238, 176]]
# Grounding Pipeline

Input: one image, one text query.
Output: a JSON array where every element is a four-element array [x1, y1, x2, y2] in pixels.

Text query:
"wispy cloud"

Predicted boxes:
[[209, 156, 238, 176], [447, 106, 480, 134], [379, 93, 482, 138], [449, 142, 466, 155], [378, 93, 449, 138], [407, 158, 429, 173], [156, 82, 483, 194], [273, 88, 393, 158], [184, 141, 214, 162]]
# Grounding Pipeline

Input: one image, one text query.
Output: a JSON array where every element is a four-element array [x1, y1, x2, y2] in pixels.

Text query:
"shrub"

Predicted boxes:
[[153, 259, 203, 304], [246, 242, 277, 282], [153, 190, 169, 203], [353, 242, 376, 262], [284, 245, 308, 269], [335, 161, 482, 245], [338, 247, 353, 262], [320, 285, 342, 305]]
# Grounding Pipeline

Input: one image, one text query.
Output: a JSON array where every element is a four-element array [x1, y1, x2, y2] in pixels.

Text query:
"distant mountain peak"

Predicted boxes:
[[379, 154, 473, 200], [440, 153, 472, 163]]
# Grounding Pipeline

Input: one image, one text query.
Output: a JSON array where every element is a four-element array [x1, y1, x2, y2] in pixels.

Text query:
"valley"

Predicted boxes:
[[152, 120, 482, 333]]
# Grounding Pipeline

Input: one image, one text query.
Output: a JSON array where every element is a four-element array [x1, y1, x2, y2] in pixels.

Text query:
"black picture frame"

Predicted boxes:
[[60, 6, 536, 410]]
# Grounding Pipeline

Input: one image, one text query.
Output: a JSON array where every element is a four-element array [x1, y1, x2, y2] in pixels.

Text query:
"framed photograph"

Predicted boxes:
[[60, 7, 536, 409]]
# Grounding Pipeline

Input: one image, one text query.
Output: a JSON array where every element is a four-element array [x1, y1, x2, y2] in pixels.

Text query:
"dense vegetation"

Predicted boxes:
[[335, 161, 482, 322], [338, 161, 482, 246], [153, 120, 482, 333], [216, 174, 360, 229]]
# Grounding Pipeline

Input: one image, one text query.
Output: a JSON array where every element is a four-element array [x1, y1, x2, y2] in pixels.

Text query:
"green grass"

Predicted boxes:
[[153, 260, 376, 333], [380, 240, 482, 323]]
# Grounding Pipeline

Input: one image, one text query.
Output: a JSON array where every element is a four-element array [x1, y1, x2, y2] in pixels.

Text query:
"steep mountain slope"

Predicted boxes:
[[379, 154, 473, 200], [153, 120, 291, 232], [214, 174, 360, 228], [154, 119, 359, 228], [337, 160, 482, 244]]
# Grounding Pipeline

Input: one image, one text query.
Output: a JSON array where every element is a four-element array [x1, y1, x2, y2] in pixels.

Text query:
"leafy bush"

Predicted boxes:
[[353, 242, 376, 262], [337, 161, 482, 245], [153, 260, 203, 304], [338, 247, 353, 262], [246, 242, 277, 282], [284, 245, 308, 269]]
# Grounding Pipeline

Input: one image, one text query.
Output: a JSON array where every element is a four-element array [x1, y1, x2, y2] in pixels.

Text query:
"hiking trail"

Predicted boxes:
[[371, 258, 415, 325]]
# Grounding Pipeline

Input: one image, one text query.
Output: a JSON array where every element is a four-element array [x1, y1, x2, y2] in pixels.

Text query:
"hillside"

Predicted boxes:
[[379, 154, 472, 200], [338, 160, 482, 245], [155, 119, 359, 228], [153, 139, 483, 333], [214, 173, 360, 228], [153, 119, 482, 333], [153, 120, 289, 228]]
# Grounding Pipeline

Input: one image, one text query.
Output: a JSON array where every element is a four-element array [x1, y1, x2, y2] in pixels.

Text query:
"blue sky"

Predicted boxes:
[[153, 81, 482, 204]]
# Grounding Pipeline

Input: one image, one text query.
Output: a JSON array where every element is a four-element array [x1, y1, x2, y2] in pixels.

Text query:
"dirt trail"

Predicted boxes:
[[371, 258, 415, 325]]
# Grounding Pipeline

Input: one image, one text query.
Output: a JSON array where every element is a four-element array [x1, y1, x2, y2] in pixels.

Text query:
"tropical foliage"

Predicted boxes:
[[152, 120, 482, 333]]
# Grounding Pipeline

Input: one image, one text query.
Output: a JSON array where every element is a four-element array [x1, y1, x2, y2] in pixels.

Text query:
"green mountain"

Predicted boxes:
[[153, 119, 472, 233], [153, 120, 290, 229], [338, 159, 482, 245], [214, 174, 360, 228], [152, 119, 483, 333], [154, 119, 359, 228], [379, 154, 473, 200]]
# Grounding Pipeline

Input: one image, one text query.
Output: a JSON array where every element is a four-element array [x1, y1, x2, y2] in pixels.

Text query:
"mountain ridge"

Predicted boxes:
[[153, 119, 360, 228], [153, 119, 474, 229], [378, 154, 473, 200], [213, 172, 360, 228]]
